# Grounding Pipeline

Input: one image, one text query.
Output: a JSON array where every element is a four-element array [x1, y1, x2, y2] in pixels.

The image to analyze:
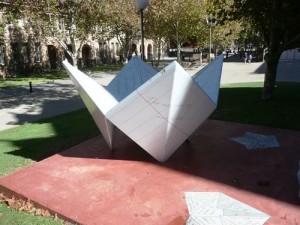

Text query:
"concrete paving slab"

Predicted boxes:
[[0, 120, 299, 225]]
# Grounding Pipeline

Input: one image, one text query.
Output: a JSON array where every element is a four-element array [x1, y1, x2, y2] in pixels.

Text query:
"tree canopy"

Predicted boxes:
[[6, 0, 108, 67], [213, 0, 300, 99], [2, 0, 253, 68], [145, 0, 208, 61]]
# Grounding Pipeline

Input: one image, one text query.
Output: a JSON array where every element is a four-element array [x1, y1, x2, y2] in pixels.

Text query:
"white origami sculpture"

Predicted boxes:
[[185, 192, 270, 225], [62, 55, 223, 162]]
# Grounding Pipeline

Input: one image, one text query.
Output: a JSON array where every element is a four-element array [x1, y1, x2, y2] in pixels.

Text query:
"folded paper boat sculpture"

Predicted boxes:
[[63, 55, 223, 162]]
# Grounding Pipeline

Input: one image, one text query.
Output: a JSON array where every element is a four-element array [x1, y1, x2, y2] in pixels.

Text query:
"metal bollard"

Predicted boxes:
[[29, 81, 33, 93]]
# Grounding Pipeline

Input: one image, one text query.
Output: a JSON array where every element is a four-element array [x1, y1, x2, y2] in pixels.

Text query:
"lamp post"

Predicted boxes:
[[206, 18, 217, 62], [135, 0, 149, 61]]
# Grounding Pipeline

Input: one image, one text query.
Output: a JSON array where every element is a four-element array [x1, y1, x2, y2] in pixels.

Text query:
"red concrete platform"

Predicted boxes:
[[0, 120, 300, 225]]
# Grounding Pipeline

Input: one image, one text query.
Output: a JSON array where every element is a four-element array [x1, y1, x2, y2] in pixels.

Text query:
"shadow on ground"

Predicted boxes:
[[0, 83, 84, 127], [1, 108, 99, 162], [58, 119, 300, 207]]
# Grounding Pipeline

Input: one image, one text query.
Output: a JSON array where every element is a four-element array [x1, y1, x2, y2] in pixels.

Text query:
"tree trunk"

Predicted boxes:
[[177, 43, 181, 63], [155, 38, 162, 67], [261, 0, 284, 100], [71, 35, 78, 68], [175, 25, 181, 63], [261, 52, 280, 100]]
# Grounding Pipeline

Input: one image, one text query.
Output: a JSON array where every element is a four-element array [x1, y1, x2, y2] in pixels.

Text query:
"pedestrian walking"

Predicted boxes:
[[248, 53, 252, 64], [243, 52, 247, 63]]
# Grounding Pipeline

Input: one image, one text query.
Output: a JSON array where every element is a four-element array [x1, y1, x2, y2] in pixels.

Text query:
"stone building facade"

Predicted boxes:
[[0, 4, 165, 76]]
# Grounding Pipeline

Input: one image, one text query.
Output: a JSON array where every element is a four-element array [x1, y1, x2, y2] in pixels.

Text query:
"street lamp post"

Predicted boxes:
[[206, 18, 217, 63], [135, 0, 149, 61]]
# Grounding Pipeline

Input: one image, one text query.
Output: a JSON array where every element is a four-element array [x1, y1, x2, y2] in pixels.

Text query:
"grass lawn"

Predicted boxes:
[[0, 71, 68, 89], [0, 81, 300, 224], [88, 63, 124, 73], [0, 109, 98, 177], [0, 63, 124, 89], [210, 82, 300, 130], [0, 203, 65, 225]]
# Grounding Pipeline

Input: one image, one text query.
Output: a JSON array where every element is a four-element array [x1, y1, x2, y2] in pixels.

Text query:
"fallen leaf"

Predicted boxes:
[[42, 210, 50, 217], [6, 197, 16, 208], [35, 208, 43, 216], [0, 194, 52, 219], [0, 193, 5, 202]]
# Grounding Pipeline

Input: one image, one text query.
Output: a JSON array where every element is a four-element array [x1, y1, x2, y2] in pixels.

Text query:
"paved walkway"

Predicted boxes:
[[221, 54, 265, 84], [0, 54, 299, 131], [0, 74, 115, 131]]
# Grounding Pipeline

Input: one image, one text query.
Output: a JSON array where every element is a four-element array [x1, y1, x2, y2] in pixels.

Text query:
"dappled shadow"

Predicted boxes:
[[0, 81, 82, 109], [7, 97, 84, 126], [0, 79, 99, 162], [0, 81, 84, 128], [2, 108, 99, 162]]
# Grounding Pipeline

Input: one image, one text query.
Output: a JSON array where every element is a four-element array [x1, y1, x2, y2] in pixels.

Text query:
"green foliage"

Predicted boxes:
[[103, 0, 141, 58], [212, 21, 242, 50], [145, 0, 208, 60], [213, 0, 300, 99], [8, 0, 109, 66], [214, 0, 300, 50]]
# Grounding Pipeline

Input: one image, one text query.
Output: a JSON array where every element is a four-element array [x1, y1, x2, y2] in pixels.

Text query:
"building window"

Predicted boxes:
[[21, 43, 29, 64], [0, 44, 4, 66], [35, 43, 41, 63], [11, 43, 19, 64], [116, 42, 120, 55], [111, 42, 115, 57], [58, 18, 65, 32]]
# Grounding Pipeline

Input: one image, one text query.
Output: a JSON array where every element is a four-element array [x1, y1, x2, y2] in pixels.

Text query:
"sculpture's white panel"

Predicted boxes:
[[185, 192, 270, 225], [106, 61, 215, 162], [62, 60, 118, 149], [106, 56, 157, 101], [193, 55, 224, 104], [64, 55, 224, 162]]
